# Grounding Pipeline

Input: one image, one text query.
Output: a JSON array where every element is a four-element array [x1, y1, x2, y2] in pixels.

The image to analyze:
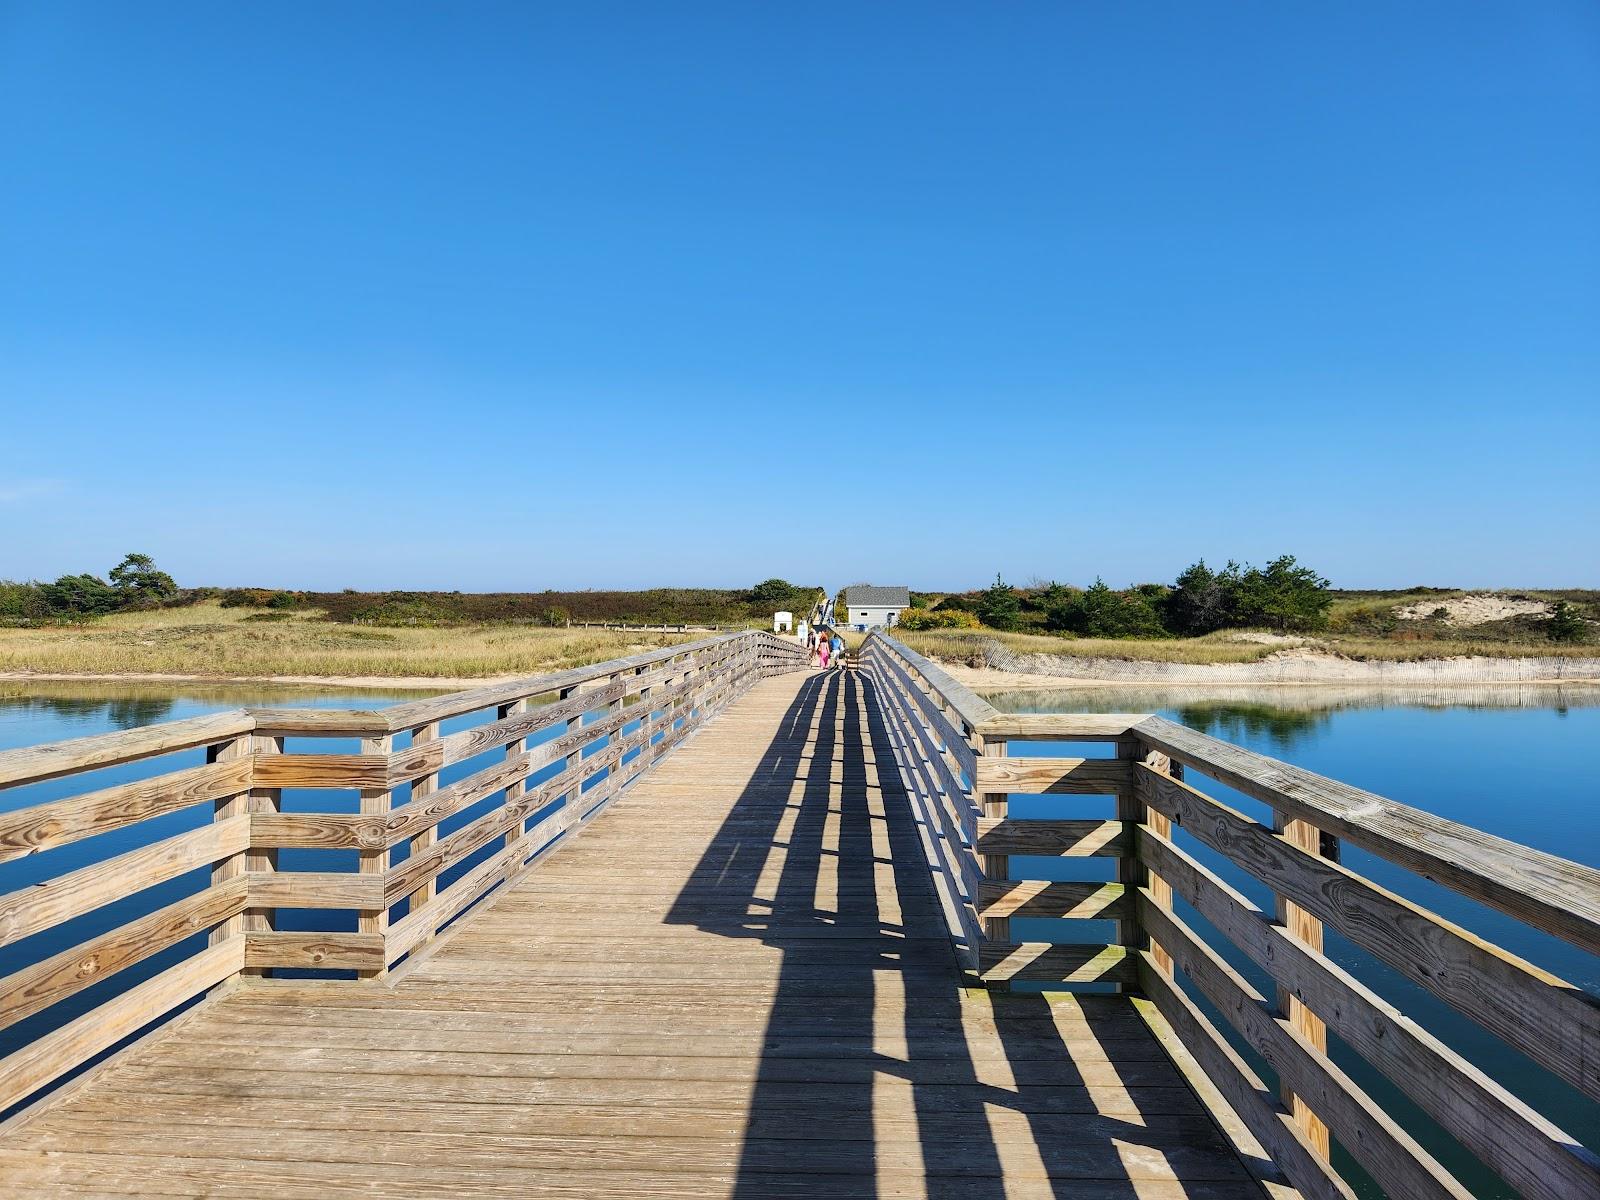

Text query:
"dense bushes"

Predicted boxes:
[[1046, 580, 1168, 638], [1164, 557, 1331, 634], [1, 554, 182, 622], [943, 556, 1333, 641], [213, 582, 821, 627], [896, 607, 979, 631]]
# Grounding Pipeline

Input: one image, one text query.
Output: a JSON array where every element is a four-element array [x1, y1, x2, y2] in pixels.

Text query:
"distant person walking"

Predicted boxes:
[[830, 631, 846, 671], [805, 626, 819, 666], [816, 631, 831, 669]]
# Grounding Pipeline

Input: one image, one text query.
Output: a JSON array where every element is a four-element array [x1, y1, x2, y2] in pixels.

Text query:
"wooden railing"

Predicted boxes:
[[0, 630, 806, 1116], [860, 630, 1600, 1200]]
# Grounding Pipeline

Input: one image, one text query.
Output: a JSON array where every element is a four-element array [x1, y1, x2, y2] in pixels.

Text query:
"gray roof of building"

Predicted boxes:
[[843, 585, 910, 607]]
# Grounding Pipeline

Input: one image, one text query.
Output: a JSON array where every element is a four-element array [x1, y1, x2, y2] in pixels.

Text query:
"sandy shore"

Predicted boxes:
[[941, 648, 1600, 690]]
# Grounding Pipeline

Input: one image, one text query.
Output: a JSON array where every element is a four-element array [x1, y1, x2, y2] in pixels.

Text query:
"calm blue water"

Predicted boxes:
[[986, 683, 1600, 1200]]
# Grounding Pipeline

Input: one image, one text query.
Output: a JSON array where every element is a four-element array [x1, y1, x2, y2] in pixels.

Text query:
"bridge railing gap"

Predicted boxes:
[[858, 629, 1600, 1200], [0, 629, 807, 1120]]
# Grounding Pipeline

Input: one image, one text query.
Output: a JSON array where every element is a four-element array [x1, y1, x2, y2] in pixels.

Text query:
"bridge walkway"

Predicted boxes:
[[0, 670, 1270, 1198]]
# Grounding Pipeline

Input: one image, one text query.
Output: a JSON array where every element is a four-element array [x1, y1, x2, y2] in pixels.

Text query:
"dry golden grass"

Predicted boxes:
[[895, 627, 1600, 666], [897, 629, 1279, 665], [0, 603, 706, 679]]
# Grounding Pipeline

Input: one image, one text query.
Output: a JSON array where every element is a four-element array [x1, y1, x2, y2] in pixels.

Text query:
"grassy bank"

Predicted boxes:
[[896, 627, 1600, 667], [0, 602, 708, 679]]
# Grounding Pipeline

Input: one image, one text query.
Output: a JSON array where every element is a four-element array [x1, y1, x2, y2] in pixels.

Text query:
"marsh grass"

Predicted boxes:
[[0, 602, 704, 678], [898, 629, 1280, 665], [897, 627, 1600, 667]]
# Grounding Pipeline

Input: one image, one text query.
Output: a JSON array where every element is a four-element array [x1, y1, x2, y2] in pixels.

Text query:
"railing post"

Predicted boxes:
[[500, 697, 528, 843], [606, 671, 626, 786], [1124, 742, 1177, 979], [357, 733, 394, 979], [242, 732, 283, 972], [977, 735, 1010, 961], [208, 733, 253, 951], [405, 721, 441, 944], [1273, 809, 1332, 1161]]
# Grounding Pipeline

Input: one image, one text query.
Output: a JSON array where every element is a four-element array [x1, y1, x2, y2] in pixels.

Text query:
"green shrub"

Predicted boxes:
[[896, 607, 979, 631], [1548, 600, 1589, 643]]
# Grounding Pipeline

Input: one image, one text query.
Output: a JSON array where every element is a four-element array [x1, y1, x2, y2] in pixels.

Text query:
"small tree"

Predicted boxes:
[[42, 573, 120, 616], [108, 553, 177, 606], [1164, 560, 1236, 636], [750, 579, 796, 608], [976, 574, 1022, 631], [1548, 600, 1588, 643], [1049, 579, 1165, 638]]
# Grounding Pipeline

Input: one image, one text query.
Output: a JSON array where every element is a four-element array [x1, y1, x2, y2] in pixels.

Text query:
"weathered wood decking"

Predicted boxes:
[[0, 670, 1271, 1198]]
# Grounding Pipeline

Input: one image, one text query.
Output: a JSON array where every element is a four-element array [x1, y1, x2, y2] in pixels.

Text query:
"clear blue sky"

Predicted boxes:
[[3, 3, 1596, 591]]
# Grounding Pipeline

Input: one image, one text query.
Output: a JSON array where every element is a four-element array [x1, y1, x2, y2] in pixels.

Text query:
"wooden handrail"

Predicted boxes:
[[0, 629, 807, 1115], [860, 629, 1600, 1200], [1131, 712, 1600, 957]]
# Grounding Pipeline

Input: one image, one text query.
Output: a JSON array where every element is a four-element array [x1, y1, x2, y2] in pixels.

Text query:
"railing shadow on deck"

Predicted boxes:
[[666, 668, 1266, 1198]]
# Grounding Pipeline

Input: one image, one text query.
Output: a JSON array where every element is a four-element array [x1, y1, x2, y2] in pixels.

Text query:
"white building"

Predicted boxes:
[[841, 585, 910, 631]]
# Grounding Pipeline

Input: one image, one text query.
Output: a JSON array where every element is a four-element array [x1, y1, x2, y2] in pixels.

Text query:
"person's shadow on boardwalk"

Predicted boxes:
[[665, 669, 1254, 1198]]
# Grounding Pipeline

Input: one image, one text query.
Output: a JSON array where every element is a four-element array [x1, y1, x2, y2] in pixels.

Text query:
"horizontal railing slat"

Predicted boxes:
[[1139, 824, 1600, 1200], [973, 756, 1131, 794], [377, 633, 750, 732], [1133, 713, 1600, 957], [0, 935, 244, 1114], [976, 713, 1151, 741], [1137, 762, 1600, 1105], [0, 757, 254, 866], [972, 817, 1130, 857], [1135, 954, 1356, 1200], [977, 942, 1134, 985], [0, 711, 256, 791], [0, 878, 248, 1032], [0, 817, 251, 950], [242, 932, 385, 971], [1140, 893, 1473, 1200], [975, 879, 1129, 920]]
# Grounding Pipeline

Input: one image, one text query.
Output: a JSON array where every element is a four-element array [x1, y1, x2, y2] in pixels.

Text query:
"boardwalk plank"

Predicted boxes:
[[3, 671, 1269, 1199]]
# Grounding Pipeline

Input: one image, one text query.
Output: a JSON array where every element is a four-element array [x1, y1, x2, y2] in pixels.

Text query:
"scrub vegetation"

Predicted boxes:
[[0, 558, 821, 679], [0, 602, 707, 680]]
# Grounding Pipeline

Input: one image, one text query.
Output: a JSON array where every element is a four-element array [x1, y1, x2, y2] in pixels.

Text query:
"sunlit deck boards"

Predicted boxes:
[[0, 671, 1271, 1198]]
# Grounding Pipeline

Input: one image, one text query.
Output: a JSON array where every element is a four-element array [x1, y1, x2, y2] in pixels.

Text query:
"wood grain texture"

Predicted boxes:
[[0, 936, 243, 1113], [1140, 896, 1472, 1200], [0, 879, 247, 1031], [1137, 762, 1600, 1105], [1274, 810, 1331, 1161], [0, 757, 253, 865], [0, 710, 254, 788], [976, 880, 1130, 920], [1139, 825, 1600, 1200], [0, 817, 250, 949], [1133, 713, 1600, 957], [973, 817, 1130, 857], [243, 932, 386, 971], [1137, 952, 1354, 1200], [974, 756, 1132, 795], [0, 670, 1267, 1200], [976, 713, 1152, 741]]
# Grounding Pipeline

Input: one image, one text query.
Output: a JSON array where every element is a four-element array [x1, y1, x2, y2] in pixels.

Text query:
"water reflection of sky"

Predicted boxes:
[[984, 683, 1600, 753]]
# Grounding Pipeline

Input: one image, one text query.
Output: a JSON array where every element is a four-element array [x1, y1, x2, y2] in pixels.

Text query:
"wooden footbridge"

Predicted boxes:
[[1, 631, 1596, 1197]]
